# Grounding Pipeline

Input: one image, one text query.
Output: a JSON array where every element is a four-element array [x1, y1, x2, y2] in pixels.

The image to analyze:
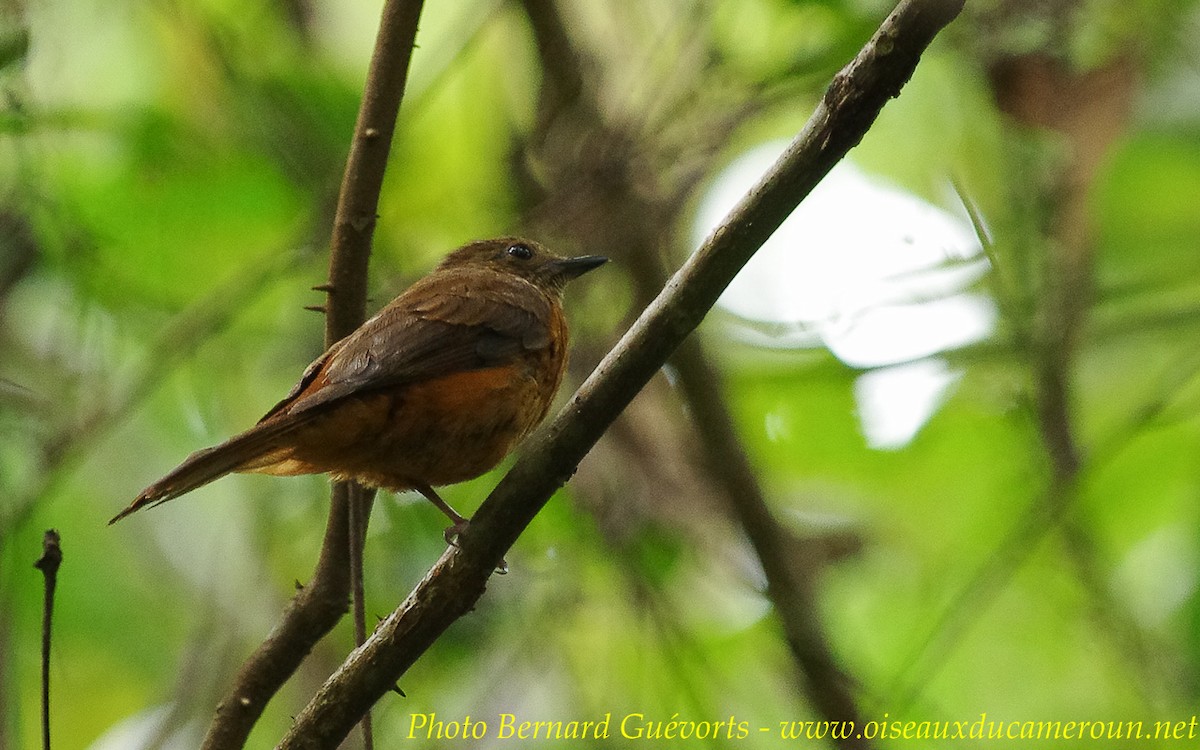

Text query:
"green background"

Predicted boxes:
[[3, 0, 1200, 747]]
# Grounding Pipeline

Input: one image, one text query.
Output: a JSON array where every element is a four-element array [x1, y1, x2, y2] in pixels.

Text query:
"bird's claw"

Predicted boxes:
[[442, 520, 508, 574], [443, 520, 470, 546]]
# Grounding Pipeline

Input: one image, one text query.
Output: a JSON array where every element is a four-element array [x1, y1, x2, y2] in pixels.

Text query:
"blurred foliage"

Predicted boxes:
[[4, 0, 1200, 748]]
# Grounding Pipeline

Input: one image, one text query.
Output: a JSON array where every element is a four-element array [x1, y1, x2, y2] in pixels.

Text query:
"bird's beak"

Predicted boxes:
[[552, 255, 608, 282]]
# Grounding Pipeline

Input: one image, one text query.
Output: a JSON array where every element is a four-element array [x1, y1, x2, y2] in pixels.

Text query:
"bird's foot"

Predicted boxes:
[[443, 519, 470, 546], [442, 520, 508, 574]]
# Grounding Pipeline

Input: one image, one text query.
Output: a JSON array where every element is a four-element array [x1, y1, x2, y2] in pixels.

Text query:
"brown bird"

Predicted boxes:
[[109, 237, 606, 536]]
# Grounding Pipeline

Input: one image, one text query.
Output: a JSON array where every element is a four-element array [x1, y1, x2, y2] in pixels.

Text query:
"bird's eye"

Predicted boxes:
[[506, 243, 534, 260]]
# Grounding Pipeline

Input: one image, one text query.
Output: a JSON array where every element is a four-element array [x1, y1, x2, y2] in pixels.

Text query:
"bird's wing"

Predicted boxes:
[[262, 275, 554, 420]]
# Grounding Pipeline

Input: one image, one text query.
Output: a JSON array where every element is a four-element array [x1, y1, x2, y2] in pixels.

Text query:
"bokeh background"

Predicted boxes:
[[3, 0, 1200, 747]]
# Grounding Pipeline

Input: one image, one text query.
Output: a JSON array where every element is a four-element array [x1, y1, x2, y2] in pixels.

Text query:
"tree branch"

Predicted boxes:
[[515, 1, 868, 740], [199, 1, 425, 748], [276, 1, 964, 747]]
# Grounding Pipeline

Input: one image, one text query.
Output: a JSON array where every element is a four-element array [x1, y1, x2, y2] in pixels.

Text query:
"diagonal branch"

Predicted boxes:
[[199, 1, 425, 748], [515, 1, 867, 740], [276, 1, 964, 747]]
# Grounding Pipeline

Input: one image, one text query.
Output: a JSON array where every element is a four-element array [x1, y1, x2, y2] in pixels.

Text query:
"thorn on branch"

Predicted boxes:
[[304, 305, 328, 314], [349, 214, 378, 233], [312, 283, 337, 293]]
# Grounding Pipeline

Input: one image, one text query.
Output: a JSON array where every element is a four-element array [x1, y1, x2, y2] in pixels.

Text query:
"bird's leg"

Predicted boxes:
[[414, 483, 468, 543], [414, 483, 507, 574]]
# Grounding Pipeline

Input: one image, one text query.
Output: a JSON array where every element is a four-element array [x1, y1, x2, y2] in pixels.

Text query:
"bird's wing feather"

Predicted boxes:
[[268, 273, 553, 418], [257, 346, 337, 423]]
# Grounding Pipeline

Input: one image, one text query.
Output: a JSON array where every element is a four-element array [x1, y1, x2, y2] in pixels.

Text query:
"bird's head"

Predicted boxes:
[[439, 237, 608, 294]]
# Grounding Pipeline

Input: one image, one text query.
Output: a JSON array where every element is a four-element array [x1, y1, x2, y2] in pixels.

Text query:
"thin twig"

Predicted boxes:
[[347, 486, 377, 750], [34, 530, 62, 750], [276, 2, 965, 746], [322, 0, 427, 745], [199, 1, 426, 747], [887, 481, 1068, 711]]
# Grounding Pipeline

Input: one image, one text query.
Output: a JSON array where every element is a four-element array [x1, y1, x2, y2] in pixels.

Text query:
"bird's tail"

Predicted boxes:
[[109, 418, 305, 524]]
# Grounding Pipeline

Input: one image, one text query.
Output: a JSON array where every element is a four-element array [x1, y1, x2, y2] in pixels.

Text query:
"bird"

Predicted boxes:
[[109, 237, 607, 538]]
